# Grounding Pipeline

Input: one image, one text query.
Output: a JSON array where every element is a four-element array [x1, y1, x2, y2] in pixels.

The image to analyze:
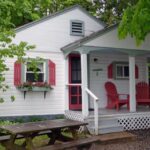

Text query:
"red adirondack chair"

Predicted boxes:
[[136, 82, 150, 106], [105, 82, 129, 111]]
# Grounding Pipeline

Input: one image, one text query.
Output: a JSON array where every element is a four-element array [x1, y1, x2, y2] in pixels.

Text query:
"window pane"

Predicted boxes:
[[124, 66, 129, 77], [38, 73, 44, 82], [77, 71, 81, 81], [72, 71, 77, 81], [26, 73, 44, 82], [77, 60, 81, 70], [26, 61, 45, 83], [72, 61, 77, 70], [38, 63, 44, 72], [71, 97, 77, 104], [71, 57, 81, 83], [27, 62, 43, 72], [117, 66, 123, 77], [71, 87, 77, 95], [79, 96, 82, 104], [79, 87, 82, 94]]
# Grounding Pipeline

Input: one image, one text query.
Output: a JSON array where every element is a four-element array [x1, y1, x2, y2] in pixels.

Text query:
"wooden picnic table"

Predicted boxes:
[[0, 119, 88, 150]]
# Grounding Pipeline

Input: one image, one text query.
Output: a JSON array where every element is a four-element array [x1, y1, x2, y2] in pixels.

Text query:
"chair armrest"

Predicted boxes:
[[118, 94, 129, 96], [118, 94, 129, 100], [107, 94, 118, 98]]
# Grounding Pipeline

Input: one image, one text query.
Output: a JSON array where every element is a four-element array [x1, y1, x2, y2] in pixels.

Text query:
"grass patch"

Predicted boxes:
[[0, 135, 49, 150]]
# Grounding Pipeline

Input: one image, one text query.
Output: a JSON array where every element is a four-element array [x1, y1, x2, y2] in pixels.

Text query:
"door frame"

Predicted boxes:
[[68, 54, 82, 110]]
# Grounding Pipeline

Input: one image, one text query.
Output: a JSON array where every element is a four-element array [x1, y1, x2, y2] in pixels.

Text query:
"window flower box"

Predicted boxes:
[[17, 82, 52, 99], [19, 87, 51, 92]]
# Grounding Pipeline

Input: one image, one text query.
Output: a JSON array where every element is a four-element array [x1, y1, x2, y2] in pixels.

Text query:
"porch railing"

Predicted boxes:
[[85, 88, 99, 135]]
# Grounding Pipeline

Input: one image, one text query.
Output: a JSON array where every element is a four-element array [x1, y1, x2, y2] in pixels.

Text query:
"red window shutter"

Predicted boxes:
[[48, 60, 56, 86], [108, 63, 113, 79], [14, 61, 21, 86], [135, 65, 139, 79]]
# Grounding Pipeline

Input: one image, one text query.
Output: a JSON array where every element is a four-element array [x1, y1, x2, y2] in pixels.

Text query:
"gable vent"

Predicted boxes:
[[71, 20, 84, 36]]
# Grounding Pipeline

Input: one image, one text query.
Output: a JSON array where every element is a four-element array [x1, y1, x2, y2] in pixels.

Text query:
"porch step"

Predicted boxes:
[[88, 116, 119, 127], [98, 131, 136, 143], [88, 124, 124, 134], [87, 115, 124, 134]]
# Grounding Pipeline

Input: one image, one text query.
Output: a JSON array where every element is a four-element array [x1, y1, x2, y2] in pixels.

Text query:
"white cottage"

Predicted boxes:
[[1, 5, 150, 134]]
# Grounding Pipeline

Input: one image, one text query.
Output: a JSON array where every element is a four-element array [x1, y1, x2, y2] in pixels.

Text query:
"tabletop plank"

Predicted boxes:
[[0, 119, 88, 135]]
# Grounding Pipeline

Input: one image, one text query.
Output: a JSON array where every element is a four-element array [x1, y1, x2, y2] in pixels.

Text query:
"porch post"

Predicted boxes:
[[81, 53, 89, 117], [129, 56, 136, 112], [64, 56, 69, 110]]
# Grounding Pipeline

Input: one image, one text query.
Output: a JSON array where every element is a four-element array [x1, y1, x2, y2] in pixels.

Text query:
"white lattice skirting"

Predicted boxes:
[[64, 110, 85, 122], [118, 115, 150, 130]]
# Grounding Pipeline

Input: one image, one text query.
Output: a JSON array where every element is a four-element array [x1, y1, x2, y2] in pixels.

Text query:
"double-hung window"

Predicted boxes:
[[108, 62, 138, 79], [14, 59, 56, 86], [25, 61, 45, 83], [116, 63, 129, 79]]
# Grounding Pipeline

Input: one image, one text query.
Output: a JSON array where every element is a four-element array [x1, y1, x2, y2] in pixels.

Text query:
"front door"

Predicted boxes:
[[69, 54, 82, 110]]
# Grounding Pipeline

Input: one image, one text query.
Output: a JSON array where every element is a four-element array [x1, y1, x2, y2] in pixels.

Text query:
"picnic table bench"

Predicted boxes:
[[0, 119, 90, 150], [37, 136, 100, 150]]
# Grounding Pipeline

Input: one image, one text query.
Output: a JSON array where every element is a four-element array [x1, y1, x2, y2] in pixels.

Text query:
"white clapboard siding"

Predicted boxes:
[[0, 52, 65, 116], [85, 27, 150, 51]]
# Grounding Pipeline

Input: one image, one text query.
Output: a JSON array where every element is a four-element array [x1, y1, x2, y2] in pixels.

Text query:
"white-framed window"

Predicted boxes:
[[70, 20, 84, 36], [25, 61, 46, 83], [14, 58, 56, 87], [116, 64, 129, 79]]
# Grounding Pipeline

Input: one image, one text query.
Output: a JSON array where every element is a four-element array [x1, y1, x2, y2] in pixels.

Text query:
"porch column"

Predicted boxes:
[[129, 56, 136, 112], [64, 57, 69, 110], [81, 53, 89, 117]]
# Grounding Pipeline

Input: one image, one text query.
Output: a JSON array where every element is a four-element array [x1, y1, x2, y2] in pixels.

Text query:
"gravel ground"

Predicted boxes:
[[94, 130, 150, 150]]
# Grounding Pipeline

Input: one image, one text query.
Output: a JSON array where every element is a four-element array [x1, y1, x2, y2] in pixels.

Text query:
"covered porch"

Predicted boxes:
[[65, 106, 150, 134], [62, 25, 150, 134]]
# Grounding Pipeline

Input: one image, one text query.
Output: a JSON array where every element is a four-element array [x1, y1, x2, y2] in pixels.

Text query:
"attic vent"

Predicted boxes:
[[70, 20, 84, 36]]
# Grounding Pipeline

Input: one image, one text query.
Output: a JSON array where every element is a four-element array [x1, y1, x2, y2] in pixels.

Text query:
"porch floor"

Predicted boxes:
[[72, 105, 150, 117], [95, 106, 150, 116]]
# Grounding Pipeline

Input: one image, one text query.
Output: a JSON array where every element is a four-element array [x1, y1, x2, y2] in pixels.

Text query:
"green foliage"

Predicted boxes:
[[118, 0, 150, 45], [0, 0, 97, 28], [55, 115, 65, 119], [0, 98, 4, 103], [26, 57, 44, 81], [33, 0, 96, 17], [0, 120, 17, 135], [93, 0, 138, 25], [14, 118, 24, 123], [0, 1, 35, 102], [29, 116, 46, 122], [10, 96, 15, 102], [31, 0, 137, 25], [0, 120, 17, 126], [10, 0, 40, 26]]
